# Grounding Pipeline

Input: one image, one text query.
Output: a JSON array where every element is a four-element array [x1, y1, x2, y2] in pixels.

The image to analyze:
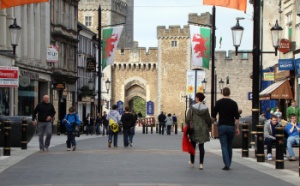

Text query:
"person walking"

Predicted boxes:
[[86, 113, 92, 135], [129, 111, 138, 146], [32, 95, 56, 152], [186, 92, 211, 170], [106, 105, 121, 148], [95, 113, 102, 135], [121, 107, 134, 147], [102, 111, 109, 135], [158, 111, 166, 135], [62, 107, 81, 151], [211, 87, 240, 171], [165, 113, 173, 135], [172, 113, 177, 132]]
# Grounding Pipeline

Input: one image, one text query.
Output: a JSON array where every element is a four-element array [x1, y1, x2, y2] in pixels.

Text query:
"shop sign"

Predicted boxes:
[[53, 83, 65, 90], [263, 72, 274, 81], [278, 39, 291, 53], [274, 70, 290, 80], [146, 101, 154, 115], [294, 58, 300, 77], [278, 58, 294, 71], [46, 45, 59, 62], [86, 57, 96, 72], [20, 70, 39, 80], [0, 66, 19, 87]]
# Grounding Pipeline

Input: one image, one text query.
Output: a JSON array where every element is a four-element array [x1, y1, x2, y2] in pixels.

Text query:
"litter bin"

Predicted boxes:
[[0, 116, 35, 147]]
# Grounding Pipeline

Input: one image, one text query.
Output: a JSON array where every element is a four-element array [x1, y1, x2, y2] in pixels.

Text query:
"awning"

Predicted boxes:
[[259, 80, 293, 100]]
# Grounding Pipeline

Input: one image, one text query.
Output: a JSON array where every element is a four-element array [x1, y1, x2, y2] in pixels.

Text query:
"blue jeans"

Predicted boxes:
[[218, 125, 235, 168], [128, 127, 135, 143], [66, 131, 76, 148], [123, 128, 130, 147], [166, 125, 171, 135], [287, 136, 299, 157], [108, 130, 118, 147]]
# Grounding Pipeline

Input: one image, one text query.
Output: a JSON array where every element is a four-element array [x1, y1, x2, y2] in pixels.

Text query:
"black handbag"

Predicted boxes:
[[72, 123, 80, 137]]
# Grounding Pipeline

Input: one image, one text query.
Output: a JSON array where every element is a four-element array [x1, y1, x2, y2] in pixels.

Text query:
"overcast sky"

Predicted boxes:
[[134, 0, 254, 51]]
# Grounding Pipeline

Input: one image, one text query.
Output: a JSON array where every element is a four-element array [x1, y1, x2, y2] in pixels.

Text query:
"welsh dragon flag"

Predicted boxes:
[[0, 0, 48, 9], [102, 26, 123, 70], [189, 25, 211, 69]]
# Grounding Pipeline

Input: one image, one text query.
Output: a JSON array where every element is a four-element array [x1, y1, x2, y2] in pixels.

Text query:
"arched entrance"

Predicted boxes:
[[123, 77, 148, 117]]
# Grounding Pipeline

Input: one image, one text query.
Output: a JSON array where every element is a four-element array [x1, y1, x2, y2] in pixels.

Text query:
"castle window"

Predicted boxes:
[[121, 49, 125, 54], [85, 16, 92, 27], [171, 41, 177, 47], [241, 53, 248, 59]]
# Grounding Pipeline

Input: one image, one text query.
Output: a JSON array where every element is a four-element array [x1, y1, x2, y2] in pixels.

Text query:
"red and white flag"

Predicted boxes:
[[102, 26, 123, 70], [1, 0, 48, 9], [203, 0, 247, 12]]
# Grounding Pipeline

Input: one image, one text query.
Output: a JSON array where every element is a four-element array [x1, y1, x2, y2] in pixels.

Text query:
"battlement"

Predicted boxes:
[[188, 12, 211, 27], [157, 25, 190, 38], [79, 0, 127, 14], [114, 46, 158, 63]]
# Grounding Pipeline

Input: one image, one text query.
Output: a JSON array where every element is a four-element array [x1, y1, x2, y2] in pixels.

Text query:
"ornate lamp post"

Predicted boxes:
[[0, 18, 22, 55], [231, 1, 283, 162]]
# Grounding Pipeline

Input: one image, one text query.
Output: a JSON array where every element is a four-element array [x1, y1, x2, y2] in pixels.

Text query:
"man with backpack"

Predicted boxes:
[[106, 105, 121, 148]]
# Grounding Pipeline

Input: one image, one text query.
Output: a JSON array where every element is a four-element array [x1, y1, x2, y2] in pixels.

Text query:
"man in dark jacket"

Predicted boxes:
[[32, 95, 56, 152], [102, 111, 109, 135], [158, 111, 166, 135], [121, 107, 134, 147]]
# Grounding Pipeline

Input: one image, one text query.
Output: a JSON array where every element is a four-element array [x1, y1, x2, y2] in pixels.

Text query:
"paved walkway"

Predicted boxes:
[[0, 127, 299, 186]]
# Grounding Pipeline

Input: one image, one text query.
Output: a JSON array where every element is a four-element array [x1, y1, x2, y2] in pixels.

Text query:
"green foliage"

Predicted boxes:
[[133, 97, 146, 118]]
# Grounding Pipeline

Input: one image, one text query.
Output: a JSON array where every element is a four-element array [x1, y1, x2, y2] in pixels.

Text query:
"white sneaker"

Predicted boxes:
[[283, 154, 287, 161], [188, 161, 194, 168], [267, 153, 272, 160], [66, 148, 71, 151]]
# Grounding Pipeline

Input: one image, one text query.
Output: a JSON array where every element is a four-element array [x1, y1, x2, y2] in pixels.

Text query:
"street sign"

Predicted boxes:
[[53, 83, 65, 90], [0, 66, 19, 87], [278, 38, 291, 53], [46, 45, 59, 62]]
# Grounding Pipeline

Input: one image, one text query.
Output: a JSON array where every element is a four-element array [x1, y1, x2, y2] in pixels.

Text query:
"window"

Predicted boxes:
[[171, 41, 177, 47], [66, 4, 70, 28], [85, 16, 92, 27], [241, 53, 248, 59], [55, 0, 59, 23], [286, 12, 292, 26], [61, 1, 65, 25]]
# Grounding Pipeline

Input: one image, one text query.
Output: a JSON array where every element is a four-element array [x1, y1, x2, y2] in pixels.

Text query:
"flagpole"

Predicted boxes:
[[98, 5, 102, 116], [211, 6, 216, 113]]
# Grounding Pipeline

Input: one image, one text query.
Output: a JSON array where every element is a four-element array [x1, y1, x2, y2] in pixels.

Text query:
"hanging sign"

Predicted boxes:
[[278, 39, 291, 53], [86, 57, 96, 72], [117, 100, 124, 114], [46, 45, 59, 62], [0, 66, 19, 87], [278, 58, 294, 71], [146, 101, 154, 115]]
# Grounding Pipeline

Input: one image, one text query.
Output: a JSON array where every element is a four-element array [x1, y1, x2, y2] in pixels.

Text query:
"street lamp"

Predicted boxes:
[[0, 18, 22, 55], [231, 1, 283, 163], [104, 78, 111, 94], [201, 78, 207, 93], [232, 19, 282, 56], [218, 78, 224, 92]]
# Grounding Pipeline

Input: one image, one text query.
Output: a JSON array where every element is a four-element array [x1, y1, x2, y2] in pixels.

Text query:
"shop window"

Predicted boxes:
[[18, 81, 36, 116], [0, 88, 10, 116]]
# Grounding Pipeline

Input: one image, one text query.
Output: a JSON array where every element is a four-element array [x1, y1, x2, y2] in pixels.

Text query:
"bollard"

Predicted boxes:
[[142, 120, 145, 134], [156, 123, 158, 133], [21, 117, 28, 150], [151, 124, 153, 134], [275, 126, 284, 169], [175, 124, 178, 135], [146, 124, 148, 134], [57, 121, 61, 136], [256, 124, 264, 162], [181, 123, 183, 132], [3, 119, 11, 156], [241, 122, 249, 157]]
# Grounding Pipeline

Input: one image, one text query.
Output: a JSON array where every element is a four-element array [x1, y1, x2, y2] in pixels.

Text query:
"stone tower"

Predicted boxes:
[[78, 0, 134, 48]]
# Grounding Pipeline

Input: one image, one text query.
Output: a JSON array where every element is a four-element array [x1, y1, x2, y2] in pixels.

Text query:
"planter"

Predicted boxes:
[[0, 116, 35, 147]]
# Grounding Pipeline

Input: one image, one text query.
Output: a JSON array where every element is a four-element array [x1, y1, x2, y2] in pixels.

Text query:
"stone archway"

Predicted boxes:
[[123, 77, 148, 114]]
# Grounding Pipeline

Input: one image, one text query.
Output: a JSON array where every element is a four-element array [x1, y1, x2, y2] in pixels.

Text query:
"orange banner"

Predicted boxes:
[[1, 0, 48, 9], [203, 0, 247, 12]]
